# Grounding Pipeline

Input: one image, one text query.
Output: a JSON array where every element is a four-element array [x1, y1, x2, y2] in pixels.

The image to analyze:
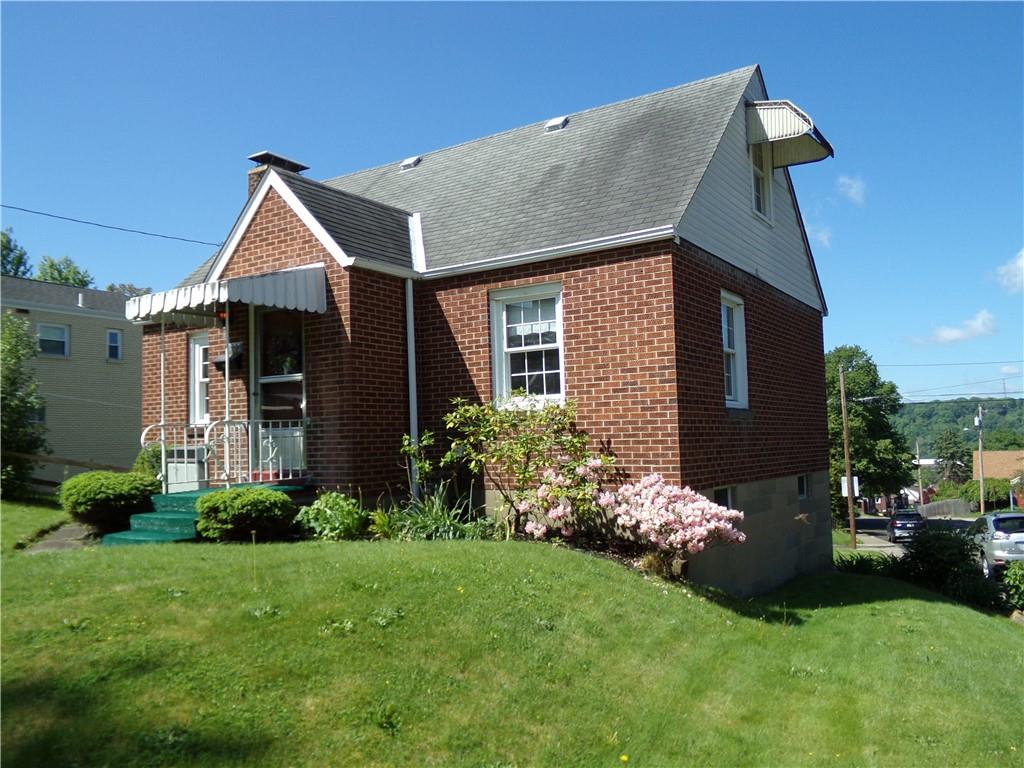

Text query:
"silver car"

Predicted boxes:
[[967, 513, 1024, 578]]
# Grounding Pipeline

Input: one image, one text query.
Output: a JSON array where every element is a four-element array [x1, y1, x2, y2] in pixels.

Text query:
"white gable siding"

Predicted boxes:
[[676, 78, 823, 312]]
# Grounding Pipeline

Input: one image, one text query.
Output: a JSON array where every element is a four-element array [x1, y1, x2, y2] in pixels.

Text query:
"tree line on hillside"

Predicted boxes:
[[891, 397, 1024, 456], [2, 228, 150, 296]]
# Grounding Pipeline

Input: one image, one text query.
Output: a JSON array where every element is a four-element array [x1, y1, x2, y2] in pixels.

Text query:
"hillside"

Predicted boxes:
[[2, 540, 1021, 767], [893, 397, 1024, 456]]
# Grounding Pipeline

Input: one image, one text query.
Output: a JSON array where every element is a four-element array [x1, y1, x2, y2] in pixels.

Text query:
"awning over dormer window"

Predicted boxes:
[[746, 100, 834, 168], [126, 263, 327, 324]]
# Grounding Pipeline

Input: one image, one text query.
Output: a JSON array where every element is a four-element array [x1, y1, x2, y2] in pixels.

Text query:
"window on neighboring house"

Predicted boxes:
[[490, 283, 564, 403], [721, 291, 748, 408], [106, 329, 123, 361], [750, 141, 772, 220], [38, 323, 69, 357], [189, 332, 210, 424], [713, 486, 735, 509], [798, 474, 809, 499], [30, 406, 46, 424]]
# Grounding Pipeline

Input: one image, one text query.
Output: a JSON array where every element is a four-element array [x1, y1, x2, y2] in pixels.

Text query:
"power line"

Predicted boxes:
[[1, 204, 222, 247], [900, 391, 1024, 400], [900, 377, 1020, 396], [877, 360, 1023, 367]]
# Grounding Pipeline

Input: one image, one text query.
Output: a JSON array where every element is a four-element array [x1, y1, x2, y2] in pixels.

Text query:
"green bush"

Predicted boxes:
[[943, 570, 1007, 612], [1004, 562, 1024, 610], [296, 492, 369, 541], [132, 444, 163, 479], [59, 471, 160, 532], [399, 484, 494, 541], [196, 487, 295, 542], [958, 479, 1013, 509], [891, 529, 981, 593]]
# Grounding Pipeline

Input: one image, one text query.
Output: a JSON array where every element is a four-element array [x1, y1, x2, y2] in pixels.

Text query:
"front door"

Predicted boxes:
[[251, 309, 305, 475]]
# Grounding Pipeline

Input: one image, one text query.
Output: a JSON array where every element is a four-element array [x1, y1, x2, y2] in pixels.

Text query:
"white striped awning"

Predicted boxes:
[[126, 264, 327, 322], [746, 100, 834, 168]]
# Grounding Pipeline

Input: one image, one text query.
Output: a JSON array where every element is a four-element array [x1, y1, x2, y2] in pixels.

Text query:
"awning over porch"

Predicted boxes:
[[745, 100, 834, 168], [126, 264, 328, 322]]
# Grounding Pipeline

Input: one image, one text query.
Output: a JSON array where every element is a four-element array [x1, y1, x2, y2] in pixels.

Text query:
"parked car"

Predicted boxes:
[[887, 510, 927, 543], [967, 513, 1024, 579]]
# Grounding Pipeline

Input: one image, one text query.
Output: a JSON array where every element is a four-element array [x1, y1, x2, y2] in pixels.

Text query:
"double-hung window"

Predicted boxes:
[[106, 329, 123, 361], [750, 141, 772, 220], [490, 283, 564, 403], [38, 323, 69, 357], [721, 291, 748, 408]]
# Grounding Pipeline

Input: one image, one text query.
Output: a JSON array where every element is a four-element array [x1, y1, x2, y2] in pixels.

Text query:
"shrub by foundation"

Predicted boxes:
[[196, 487, 296, 542], [59, 471, 160, 533]]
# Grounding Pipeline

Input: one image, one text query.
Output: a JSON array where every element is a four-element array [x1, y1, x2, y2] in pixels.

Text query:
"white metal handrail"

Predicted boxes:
[[141, 419, 306, 493]]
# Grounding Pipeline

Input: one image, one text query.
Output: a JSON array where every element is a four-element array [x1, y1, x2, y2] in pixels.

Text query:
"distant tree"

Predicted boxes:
[[825, 345, 914, 518], [985, 429, 1024, 451], [36, 255, 93, 288], [105, 282, 151, 298], [1, 228, 32, 278], [933, 427, 972, 483], [1, 313, 48, 497]]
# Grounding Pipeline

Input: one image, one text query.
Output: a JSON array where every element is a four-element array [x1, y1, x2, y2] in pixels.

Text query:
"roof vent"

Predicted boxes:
[[400, 155, 422, 171], [544, 115, 569, 133]]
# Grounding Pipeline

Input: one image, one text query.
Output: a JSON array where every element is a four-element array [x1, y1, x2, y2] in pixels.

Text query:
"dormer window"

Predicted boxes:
[[750, 142, 772, 220]]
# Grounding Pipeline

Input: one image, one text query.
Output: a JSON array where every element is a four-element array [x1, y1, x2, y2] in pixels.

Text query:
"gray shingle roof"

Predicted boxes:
[[323, 66, 755, 271], [276, 170, 412, 270], [177, 65, 755, 282], [1, 276, 127, 314], [177, 250, 220, 288]]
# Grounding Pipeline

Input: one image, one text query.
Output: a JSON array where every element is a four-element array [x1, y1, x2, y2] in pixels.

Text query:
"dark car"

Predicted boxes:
[[887, 510, 926, 543]]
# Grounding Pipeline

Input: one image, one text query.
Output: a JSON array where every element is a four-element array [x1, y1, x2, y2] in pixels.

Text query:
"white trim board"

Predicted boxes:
[[208, 169, 354, 282]]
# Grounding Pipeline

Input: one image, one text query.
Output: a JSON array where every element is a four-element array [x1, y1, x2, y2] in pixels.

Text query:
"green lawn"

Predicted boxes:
[[2, 541, 1021, 767], [1, 498, 69, 553]]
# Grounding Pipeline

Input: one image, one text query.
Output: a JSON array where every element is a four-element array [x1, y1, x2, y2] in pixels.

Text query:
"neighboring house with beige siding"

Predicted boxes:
[[1, 276, 142, 487]]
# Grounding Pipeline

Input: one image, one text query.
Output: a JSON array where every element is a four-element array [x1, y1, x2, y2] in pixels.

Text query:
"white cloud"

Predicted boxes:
[[837, 175, 866, 206], [930, 309, 996, 343], [996, 249, 1023, 294], [1001, 365, 1021, 376], [806, 224, 832, 248]]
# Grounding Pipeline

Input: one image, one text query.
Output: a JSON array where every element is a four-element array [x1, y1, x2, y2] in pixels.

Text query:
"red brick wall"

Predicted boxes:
[[416, 242, 683, 482], [142, 325, 190, 425], [672, 239, 828, 488]]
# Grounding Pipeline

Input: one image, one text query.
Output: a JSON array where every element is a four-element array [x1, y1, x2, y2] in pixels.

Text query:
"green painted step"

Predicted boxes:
[[130, 512, 197, 536], [102, 530, 196, 546], [151, 484, 306, 514]]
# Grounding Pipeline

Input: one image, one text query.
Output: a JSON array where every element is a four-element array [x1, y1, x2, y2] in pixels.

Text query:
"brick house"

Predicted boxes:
[[129, 65, 835, 594]]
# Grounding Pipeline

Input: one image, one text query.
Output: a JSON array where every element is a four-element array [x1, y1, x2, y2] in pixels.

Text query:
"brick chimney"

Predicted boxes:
[[247, 151, 310, 197]]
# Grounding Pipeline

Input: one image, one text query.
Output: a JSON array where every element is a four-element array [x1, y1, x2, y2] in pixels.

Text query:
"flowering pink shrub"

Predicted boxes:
[[516, 454, 614, 539], [612, 474, 746, 554]]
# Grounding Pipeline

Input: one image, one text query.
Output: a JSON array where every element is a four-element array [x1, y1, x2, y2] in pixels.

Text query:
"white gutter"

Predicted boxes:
[[420, 225, 676, 279], [404, 277, 420, 499]]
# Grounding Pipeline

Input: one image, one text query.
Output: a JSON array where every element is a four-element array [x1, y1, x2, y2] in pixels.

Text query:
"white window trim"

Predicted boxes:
[[490, 282, 565, 407], [749, 142, 773, 224], [106, 329, 123, 361], [37, 323, 70, 358], [721, 290, 748, 409], [189, 331, 211, 424]]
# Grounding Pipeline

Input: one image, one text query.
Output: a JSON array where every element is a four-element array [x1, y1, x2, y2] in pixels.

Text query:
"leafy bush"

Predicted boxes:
[[1, 313, 48, 498], [196, 487, 295, 542], [958, 479, 1013, 509], [368, 507, 403, 541], [132, 444, 163, 480], [611, 474, 746, 555], [891, 529, 981, 592], [400, 484, 494, 540], [296, 492, 369, 541], [442, 396, 615, 538], [1004, 562, 1024, 610], [59, 471, 160, 532]]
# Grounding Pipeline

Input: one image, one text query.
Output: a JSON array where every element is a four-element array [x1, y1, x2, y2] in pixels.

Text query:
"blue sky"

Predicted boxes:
[[3, 2, 1022, 400]]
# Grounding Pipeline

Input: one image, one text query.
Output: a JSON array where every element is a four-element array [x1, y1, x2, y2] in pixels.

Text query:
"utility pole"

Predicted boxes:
[[916, 437, 925, 510], [840, 367, 857, 549], [976, 404, 986, 515]]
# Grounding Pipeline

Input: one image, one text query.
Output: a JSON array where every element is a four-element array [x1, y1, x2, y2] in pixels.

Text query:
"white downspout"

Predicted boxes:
[[223, 301, 231, 486], [405, 277, 420, 499]]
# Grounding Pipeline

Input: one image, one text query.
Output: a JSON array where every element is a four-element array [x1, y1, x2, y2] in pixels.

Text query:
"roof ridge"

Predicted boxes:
[[320, 65, 758, 187], [0, 274, 123, 295]]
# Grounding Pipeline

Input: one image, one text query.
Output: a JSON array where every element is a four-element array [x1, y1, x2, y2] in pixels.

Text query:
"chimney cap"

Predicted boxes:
[[247, 151, 309, 174]]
